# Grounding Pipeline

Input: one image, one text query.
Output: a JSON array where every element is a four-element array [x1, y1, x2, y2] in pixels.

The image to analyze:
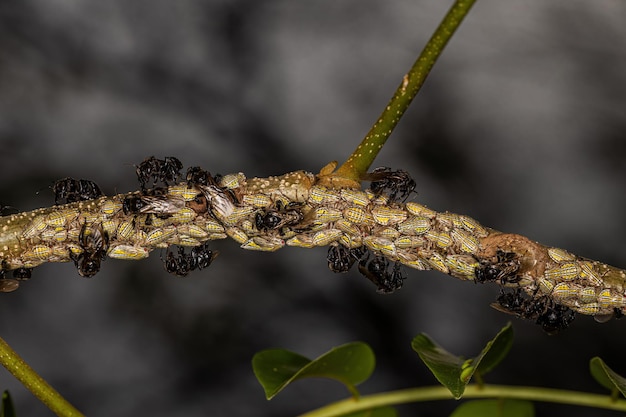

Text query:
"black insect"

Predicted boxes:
[[535, 303, 576, 335], [162, 243, 218, 277], [160, 157, 184, 184], [12, 267, 33, 280], [123, 195, 146, 215], [357, 253, 405, 294], [70, 223, 109, 278], [367, 167, 416, 202], [255, 201, 305, 233], [186, 166, 216, 188], [135, 156, 183, 190], [475, 250, 521, 284], [327, 245, 367, 273], [189, 243, 218, 270], [136, 157, 161, 190], [52, 178, 102, 205], [492, 289, 576, 334], [164, 247, 192, 277]]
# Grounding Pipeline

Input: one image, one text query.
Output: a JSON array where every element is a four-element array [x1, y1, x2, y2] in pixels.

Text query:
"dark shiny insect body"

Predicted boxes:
[[358, 253, 405, 294], [492, 289, 576, 334], [475, 250, 521, 284], [160, 157, 183, 184], [368, 167, 416, 202], [12, 267, 33, 280], [255, 202, 305, 232], [136, 156, 183, 189], [327, 245, 367, 273], [53, 177, 102, 205], [70, 223, 109, 278], [163, 243, 217, 277], [123, 196, 146, 215], [189, 243, 217, 270], [186, 166, 217, 188]]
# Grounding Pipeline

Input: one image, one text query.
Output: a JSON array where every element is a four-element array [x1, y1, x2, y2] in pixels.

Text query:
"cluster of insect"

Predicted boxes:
[[0, 157, 609, 334], [0, 157, 221, 289], [474, 249, 587, 333], [124, 157, 219, 277], [492, 289, 577, 334], [325, 168, 416, 294]]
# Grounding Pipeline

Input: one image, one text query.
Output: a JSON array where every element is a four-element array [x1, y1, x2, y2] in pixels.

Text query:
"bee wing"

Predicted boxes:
[[489, 302, 523, 317], [199, 185, 236, 218], [138, 196, 186, 215]]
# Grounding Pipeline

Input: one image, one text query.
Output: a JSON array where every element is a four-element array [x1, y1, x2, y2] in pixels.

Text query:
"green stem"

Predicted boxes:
[[0, 336, 84, 417], [297, 384, 626, 417], [334, 0, 477, 181]]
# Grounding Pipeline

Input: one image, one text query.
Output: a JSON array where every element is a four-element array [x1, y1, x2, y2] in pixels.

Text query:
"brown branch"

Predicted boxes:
[[0, 167, 624, 329]]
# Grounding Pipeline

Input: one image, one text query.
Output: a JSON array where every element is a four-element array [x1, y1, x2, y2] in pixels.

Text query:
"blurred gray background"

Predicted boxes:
[[1, 0, 626, 416]]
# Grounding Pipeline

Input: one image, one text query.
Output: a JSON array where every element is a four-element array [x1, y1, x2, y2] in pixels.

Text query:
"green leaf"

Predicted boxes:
[[450, 399, 534, 417], [1, 390, 17, 417], [252, 342, 375, 400], [412, 323, 514, 398], [590, 357, 626, 397], [343, 406, 397, 417], [411, 334, 466, 398], [473, 322, 514, 377]]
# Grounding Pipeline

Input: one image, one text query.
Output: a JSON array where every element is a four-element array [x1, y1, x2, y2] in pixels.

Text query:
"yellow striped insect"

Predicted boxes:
[[101, 199, 123, 216], [458, 215, 489, 237], [578, 286, 598, 303], [46, 208, 79, 227], [397, 216, 430, 235], [286, 234, 315, 248], [371, 206, 407, 226], [116, 220, 136, 240], [335, 219, 361, 236], [203, 219, 226, 234], [547, 247, 576, 263], [363, 236, 396, 258], [168, 185, 203, 201], [22, 215, 47, 239], [444, 255, 479, 280], [308, 185, 341, 205], [405, 202, 436, 218], [241, 236, 284, 252], [176, 224, 209, 239], [450, 229, 479, 254], [378, 227, 400, 240], [226, 227, 248, 244], [551, 282, 579, 300], [339, 233, 363, 248], [242, 193, 273, 208], [342, 207, 369, 225], [340, 189, 370, 207], [545, 263, 579, 281], [598, 289, 625, 309], [22, 244, 52, 262], [145, 226, 177, 246], [576, 303, 600, 315], [394, 236, 424, 249], [423, 252, 449, 274], [314, 207, 343, 224], [578, 261, 603, 286], [108, 244, 150, 260], [312, 229, 343, 246], [425, 231, 452, 249]]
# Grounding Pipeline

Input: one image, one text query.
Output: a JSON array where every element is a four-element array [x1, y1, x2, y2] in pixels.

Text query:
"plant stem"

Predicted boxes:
[[297, 384, 626, 417], [0, 336, 84, 417], [331, 0, 477, 182]]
